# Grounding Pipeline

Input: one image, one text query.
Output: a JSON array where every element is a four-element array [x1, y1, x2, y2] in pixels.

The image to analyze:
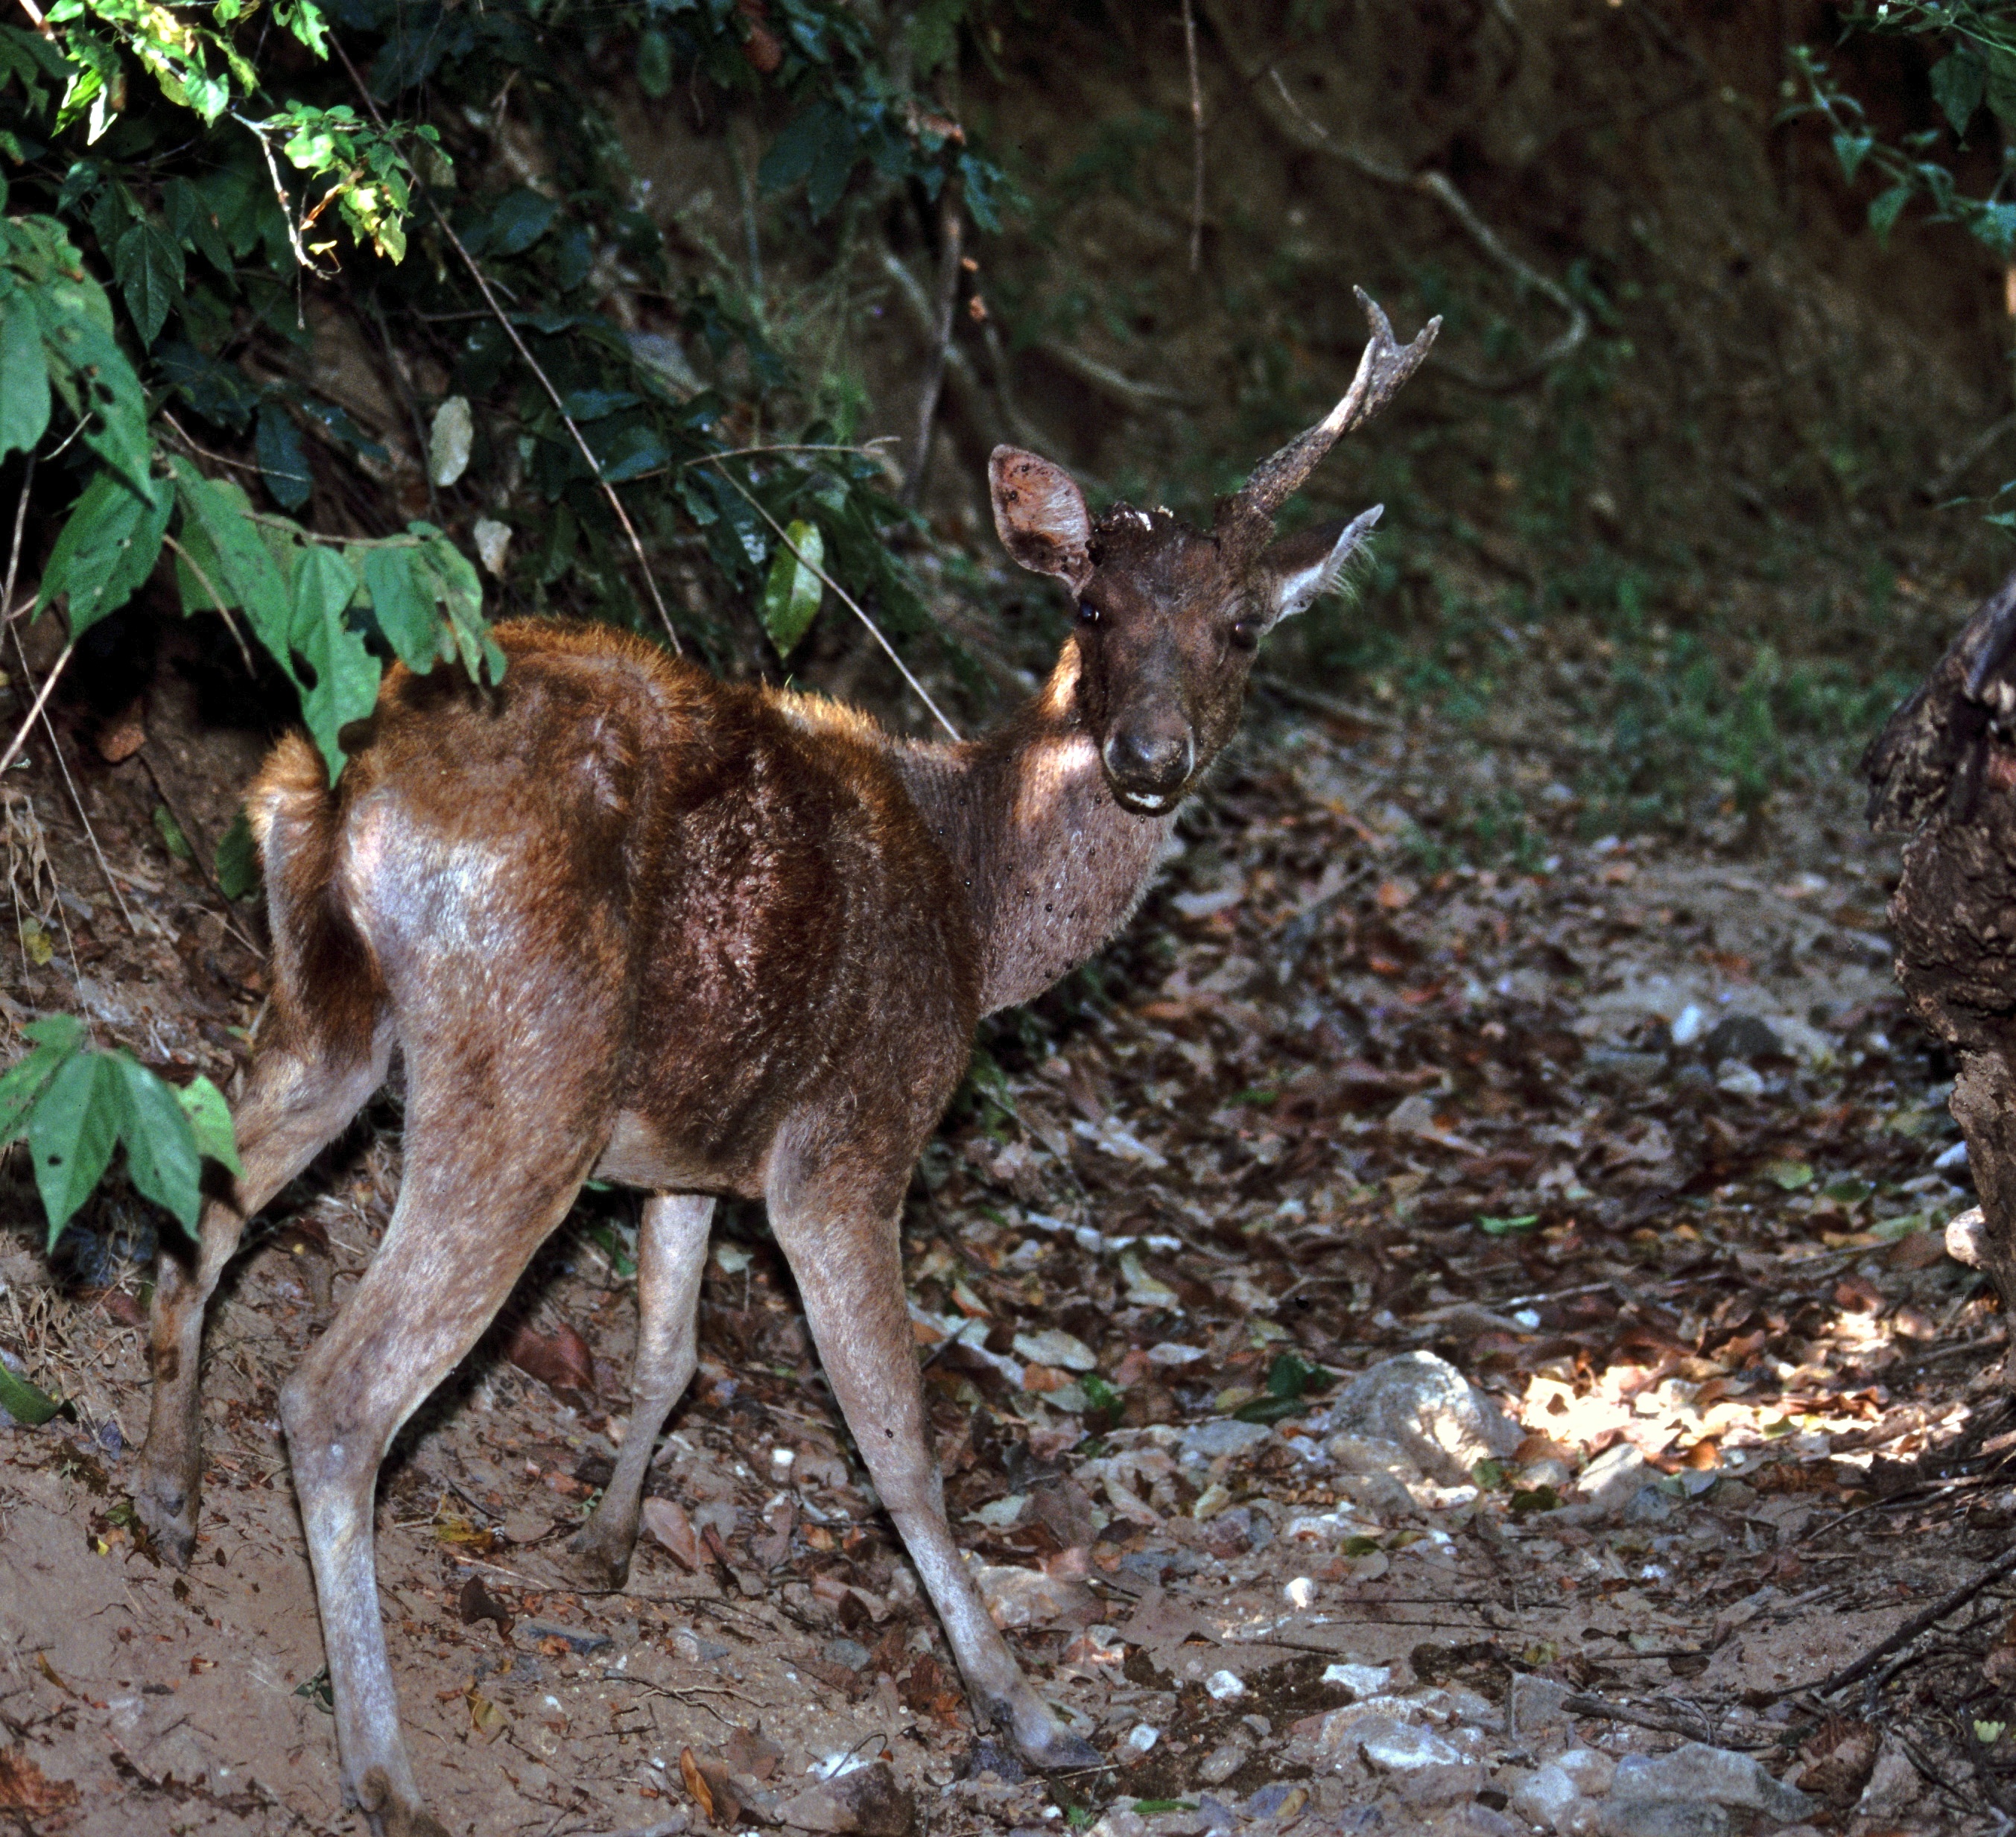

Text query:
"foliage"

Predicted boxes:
[[0, 1015, 238, 1246]]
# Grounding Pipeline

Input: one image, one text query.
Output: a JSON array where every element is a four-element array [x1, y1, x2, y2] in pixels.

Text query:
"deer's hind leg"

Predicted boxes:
[[280, 1035, 616, 1837], [565, 1191, 714, 1591], [136, 1015, 391, 1568]]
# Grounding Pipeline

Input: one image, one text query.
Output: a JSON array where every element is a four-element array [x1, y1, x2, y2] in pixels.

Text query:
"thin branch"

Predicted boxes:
[[13, 0, 51, 36], [1182, 0, 1205, 273], [903, 184, 964, 509], [330, 39, 682, 656], [232, 113, 324, 286], [1200, 0, 1587, 391], [698, 460, 961, 743], [1796, 1543, 2016, 1701], [1040, 340, 1195, 409], [161, 536, 257, 681], [0, 641, 70, 781]]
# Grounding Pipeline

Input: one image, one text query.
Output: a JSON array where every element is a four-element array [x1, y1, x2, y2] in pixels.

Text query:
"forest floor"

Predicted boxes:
[[2, 621, 2015, 1837]]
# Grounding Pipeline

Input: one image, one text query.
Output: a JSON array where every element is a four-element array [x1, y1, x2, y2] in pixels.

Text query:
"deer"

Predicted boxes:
[[129, 291, 1436, 1837]]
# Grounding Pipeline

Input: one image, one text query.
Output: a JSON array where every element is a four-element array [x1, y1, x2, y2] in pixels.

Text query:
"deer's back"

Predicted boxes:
[[281, 621, 981, 1194]]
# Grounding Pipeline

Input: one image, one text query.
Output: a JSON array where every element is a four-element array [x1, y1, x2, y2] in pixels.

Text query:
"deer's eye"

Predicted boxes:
[[1228, 619, 1260, 653], [1076, 601, 1101, 626]]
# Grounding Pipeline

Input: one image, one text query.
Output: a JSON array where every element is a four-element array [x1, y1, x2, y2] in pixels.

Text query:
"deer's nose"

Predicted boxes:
[[1102, 725, 1194, 800]]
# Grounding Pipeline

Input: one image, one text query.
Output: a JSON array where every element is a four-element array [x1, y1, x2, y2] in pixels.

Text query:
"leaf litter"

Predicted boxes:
[[1, 675, 2015, 1834]]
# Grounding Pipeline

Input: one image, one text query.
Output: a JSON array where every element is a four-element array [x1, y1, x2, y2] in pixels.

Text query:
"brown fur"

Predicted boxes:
[[131, 310, 1428, 1836]]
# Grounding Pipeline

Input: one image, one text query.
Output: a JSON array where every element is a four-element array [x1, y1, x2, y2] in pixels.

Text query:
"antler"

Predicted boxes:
[[1216, 288, 1439, 558]]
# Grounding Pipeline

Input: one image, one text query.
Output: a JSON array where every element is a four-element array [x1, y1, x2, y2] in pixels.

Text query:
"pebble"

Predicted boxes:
[[1712, 1060, 1765, 1098], [1610, 1743, 1812, 1823], [1205, 1669, 1246, 1701], [1323, 1352, 1521, 1485], [1284, 1576, 1316, 1609]]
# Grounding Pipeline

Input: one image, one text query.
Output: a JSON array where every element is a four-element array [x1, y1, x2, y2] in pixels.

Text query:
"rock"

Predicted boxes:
[[1196, 1731, 1251, 1786], [1712, 1061, 1765, 1098], [822, 1637, 872, 1672], [1509, 1673, 1574, 1739], [1358, 1719, 1466, 1771], [1572, 1443, 1652, 1514], [1585, 1047, 1666, 1087], [1854, 1737, 1924, 1821], [1556, 1748, 1616, 1798], [1670, 1004, 1705, 1047], [1702, 1015, 1782, 1062], [776, 1761, 916, 1836], [1323, 1353, 1521, 1485], [1323, 1662, 1395, 1698], [1509, 1761, 1588, 1832], [1205, 1669, 1245, 1701], [1947, 1206, 1986, 1268], [1609, 1743, 1813, 1823], [1012, 1328, 1097, 1371], [1621, 1484, 1674, 1526], [969, 1561, 1094, 1628], [1180, 1420, 1275, 1462], [1596, 1806, 1729, 1837], [1389, 1760, 1486, 1806]]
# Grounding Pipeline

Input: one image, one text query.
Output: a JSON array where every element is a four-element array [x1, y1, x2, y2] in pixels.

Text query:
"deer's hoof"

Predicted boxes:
[[558, 1526, 633, 1594], [130, 1474, 197, 1571], [1000, 1699, 1103, 1773]]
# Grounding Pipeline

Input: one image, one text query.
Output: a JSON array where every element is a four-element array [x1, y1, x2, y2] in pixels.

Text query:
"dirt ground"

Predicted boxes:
[[3, 594, 2015, 1837]]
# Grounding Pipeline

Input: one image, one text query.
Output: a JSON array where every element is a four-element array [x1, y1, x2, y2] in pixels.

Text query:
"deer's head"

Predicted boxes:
[[989, 292, 1437, 816]]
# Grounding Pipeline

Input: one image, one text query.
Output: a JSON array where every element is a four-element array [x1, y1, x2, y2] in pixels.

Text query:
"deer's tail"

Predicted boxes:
[[247, 734, 387, 1066]]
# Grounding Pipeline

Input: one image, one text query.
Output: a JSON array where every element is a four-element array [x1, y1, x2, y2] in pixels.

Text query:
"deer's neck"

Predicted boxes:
[[893, 646, 1176, 1016]]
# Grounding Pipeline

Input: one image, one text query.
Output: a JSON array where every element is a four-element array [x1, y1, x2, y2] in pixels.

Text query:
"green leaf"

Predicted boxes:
[[36, 470, 171, 638], [1509, 1485, 1561, 1514], [359, 543, 447, 673], [177, 1075, 239, 1177], [0, 1012, 84, 1140], [638, 28, 673, 98], [28, 1049, 121, 1244], [256, 402, 313, 510], [214, 807, 259, 899], [1931, 49, 1985, 137], [112, 215, 186, 348], [488, 188, 558, 256], [0, 291, 49, 460], [169, 457, 291, 660], [1472, 1458, 1506, 1491], [761, 518, 824, 656], [1830, 131, 1874, 182], [153, 804, 191, 858], [289, 543, 379, 779], [1868, 184, 1912, 241], [1477, 1213, 1541, 1236], [36, 270, 154, 498], [1988, 46, 2016, 134], [162, 176, 234, 275], [110, 1055, 201, 1231], [1764, 1159, 1813, 1191], [0, 1357, 60, 1427]]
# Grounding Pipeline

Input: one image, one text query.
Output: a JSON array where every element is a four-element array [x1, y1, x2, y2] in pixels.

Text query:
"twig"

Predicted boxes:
[[232, 113, 323, 286], [698, 460, 961, 742], [330, 39, 682, 655], [0, 633, 66, 781], [1182, 0, 1205, 273], [1925, 412, 2016, 502], [903, 183, 964, 509], [1205, 1, 1586, 390], [1797, 1543, 2016, 1699], [1561, 1691, 1767, 1748], [1039, 342, 1194, 409], [160, 536, 257, 681], [13, 0, 50, 34]]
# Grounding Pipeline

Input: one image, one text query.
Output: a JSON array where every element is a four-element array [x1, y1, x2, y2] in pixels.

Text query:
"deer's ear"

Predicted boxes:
[[1255, 504, 1382, 626], [990, 447, 1093, 594]]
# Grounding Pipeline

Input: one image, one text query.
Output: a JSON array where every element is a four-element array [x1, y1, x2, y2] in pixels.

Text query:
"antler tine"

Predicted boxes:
[[1218, 289, 1440, 544]]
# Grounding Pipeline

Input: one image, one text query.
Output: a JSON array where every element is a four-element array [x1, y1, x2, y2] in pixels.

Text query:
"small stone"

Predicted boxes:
[[1597, 1805, 1729, 1837], [1610, 1743, 1813, 1822], [1357, 1719, 1464, 1771], [1670, 1004, 1705, 1047], [1509, 1672, 1573, 1738], [1389, 1761, 1485, 1806], [822, 1637, 872, 1672], [1322, 1662, 1393, 1698], [1284, 1576, 1316, 1610], [1197, 1732, 1251, 1786], [1205, 1669, 1245, 1701], [1556, 1749, 1617, 1797], [1324, 1352, 1521, 1485], [1702, 1015, 1782, 1062], [1012, 1328, 1098, 1372], [1713, 1061, 1765, 1098], [1181, 1420, 1275, 1461], [1509, 1760, 1586, 1830], [1126, 1722, 1159, 1754], [1854, 1737, 1924, 1821], [1573, 1443, 1652, 1514], [1947, 1206, 1986, 1268], [1622, 1485, 1674, 1526], [774, 1761, 916, 1836]]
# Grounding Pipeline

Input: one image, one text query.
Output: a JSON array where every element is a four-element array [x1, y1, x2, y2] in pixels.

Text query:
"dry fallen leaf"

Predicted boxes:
[[0, 1747, 80, 1816], [641, 1497, 702, 1570], [505, 1319, 597, 1395]]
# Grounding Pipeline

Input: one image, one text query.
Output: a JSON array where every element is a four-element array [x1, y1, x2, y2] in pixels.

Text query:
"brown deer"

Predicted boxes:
[[132, 291, 1435, 1837]]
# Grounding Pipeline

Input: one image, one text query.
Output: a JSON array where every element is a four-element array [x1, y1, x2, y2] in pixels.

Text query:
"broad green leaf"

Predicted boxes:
[[488, 188, 557, 256], [110, 1055, 202, 1231], [112, 215, 186, 347], [360, 542, 447, 673], [1868, 184, 1912, 241], [162, 176, 233, 275], [412, 527, 501, 683], [0, 1358, 60, 1426], [1830, 131, 1873, 183], [256, 402, 313, 510], [28, 1049, 121, 1243], [214, 807, 259, 899], [37, 276, 153, 498], [0, 1012, 83, 1140], [0, 291, 49, 460], [176, 1074, 240, 1177], [1931, 50, 1985, 138], [638, 28, 673, 98], [761, 518, 824, 657], [290, 543, 379, 778], [153, 804, 191, 858], [1988, 46, 2016, 133], [169, 457, 291, 661], [36, 470, 171, 638]]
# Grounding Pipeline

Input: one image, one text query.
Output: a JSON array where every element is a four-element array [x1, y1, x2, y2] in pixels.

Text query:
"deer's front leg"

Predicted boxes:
[[565, 1192, 714, 1590], [768, 1159, 1101, 1773]]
